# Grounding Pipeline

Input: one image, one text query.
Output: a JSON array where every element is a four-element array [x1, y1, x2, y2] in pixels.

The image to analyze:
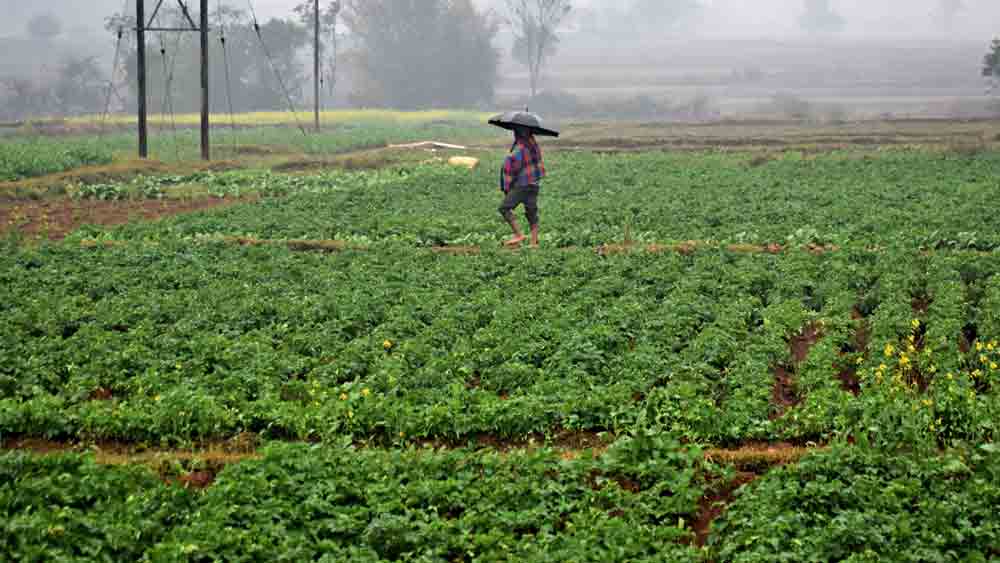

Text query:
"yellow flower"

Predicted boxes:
[[991, 363, 998, 371], [399, 431, 406, 438], [946, 372, 954, 380], [340, 393, 348, 401], [884, 344, 895, 358], [878, 363, 888, 372], [383, 339, 393, 350], [855, 356, 864, 365], [361, 388, 371, 397], [973, 369, 983, 379], [922, 399, 933, 407], [988, 342, 996, 351], [347, 410, 353, 418], [981, 355, 990, 364], [911, 319, 921, 329], [976, 341, 984, 352], [899, 354, 910, 367], [154, 395, 162, 402]]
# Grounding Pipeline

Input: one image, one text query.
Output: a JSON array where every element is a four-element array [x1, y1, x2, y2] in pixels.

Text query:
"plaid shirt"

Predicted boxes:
[[500, 136, 545, 194]]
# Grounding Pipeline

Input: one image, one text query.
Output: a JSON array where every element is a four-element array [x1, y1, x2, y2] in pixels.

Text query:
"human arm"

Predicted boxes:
[[500, 145, 525, 193]]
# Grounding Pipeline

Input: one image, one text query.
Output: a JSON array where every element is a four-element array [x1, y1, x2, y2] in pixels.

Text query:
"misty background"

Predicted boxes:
[[1, 0, 999, 121]]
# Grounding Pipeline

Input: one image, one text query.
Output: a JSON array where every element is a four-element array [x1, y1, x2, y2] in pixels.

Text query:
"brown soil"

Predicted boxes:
[[692, 472, 758, 547], [704, 442, 814, 472], [89, 388, 114, 401], [771, 323, 823, 418], [835, 308, 871, 396], [0, 197, 253, 241], [790, 323, 822, 364], [959, 324, 976, 353], [177, 470, 217, 489], [2, 435, 258, 489], [912, 295, 933, 314], [771, 365, 799, 415]]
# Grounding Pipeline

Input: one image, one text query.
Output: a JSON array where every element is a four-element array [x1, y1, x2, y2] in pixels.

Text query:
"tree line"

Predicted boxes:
[[2, 0, 999, 120]]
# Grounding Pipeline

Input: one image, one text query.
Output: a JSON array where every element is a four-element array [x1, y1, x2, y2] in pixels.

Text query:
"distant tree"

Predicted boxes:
[[0, 78, 52, 119], [54, 56, 105, 115], [934, 0, 963, 29], [799, 0, 845, 34], [629, 0, 703, 33], [293, 1, 343, 99], [984, 39, 1000, 88], [104, 4, 309, 113], [507, 0, 571, 97], [27, 13, 63, 40], [986, 39, 1000, 111], [342, 0, 499, 108]]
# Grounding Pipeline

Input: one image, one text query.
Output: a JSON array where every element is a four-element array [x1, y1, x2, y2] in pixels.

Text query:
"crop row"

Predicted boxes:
[[3, 241, 998, 447], [0, 137, 113, 183], [4, 439, 999, 562], [76, 149, 1000, 250]]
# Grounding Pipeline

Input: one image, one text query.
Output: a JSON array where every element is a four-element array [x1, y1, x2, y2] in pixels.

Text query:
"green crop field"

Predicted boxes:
[[3, 121, 1000, 560]]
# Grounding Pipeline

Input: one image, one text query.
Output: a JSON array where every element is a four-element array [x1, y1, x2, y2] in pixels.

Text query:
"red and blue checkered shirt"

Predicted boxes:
[[500, 136, 546, 194]]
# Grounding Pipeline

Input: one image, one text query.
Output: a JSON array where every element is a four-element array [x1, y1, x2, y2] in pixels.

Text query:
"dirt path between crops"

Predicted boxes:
[[0, 196, 256, 241], [2, 433, 816, 535], [771, 323, 823, 418]]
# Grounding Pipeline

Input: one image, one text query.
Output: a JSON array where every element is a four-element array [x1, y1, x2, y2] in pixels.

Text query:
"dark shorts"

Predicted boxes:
[[499, 184, 539, 226]]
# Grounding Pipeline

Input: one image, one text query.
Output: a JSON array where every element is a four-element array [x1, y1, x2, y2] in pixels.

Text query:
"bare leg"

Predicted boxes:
[[503, 213, 526, 246], [529, 224, 539, 247]]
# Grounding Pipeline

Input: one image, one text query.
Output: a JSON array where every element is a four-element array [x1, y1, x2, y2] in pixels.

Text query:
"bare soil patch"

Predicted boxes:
[[692, 471, 758, 547], [771, 323, 823, 418], [0, 197, 254, 241]]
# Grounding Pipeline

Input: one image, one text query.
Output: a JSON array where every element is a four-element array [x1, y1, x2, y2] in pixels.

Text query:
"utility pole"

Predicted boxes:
[[313, 0, 321, 132], [200, 0, 210, 160], [329, 1, 340, 99], [137, 0, 148, 158], [135, 0, 210, 160]]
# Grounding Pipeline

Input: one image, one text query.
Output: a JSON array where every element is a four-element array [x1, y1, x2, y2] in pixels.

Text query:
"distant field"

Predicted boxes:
[[0, 110, 497, 183], [66, 109, 491, 129]]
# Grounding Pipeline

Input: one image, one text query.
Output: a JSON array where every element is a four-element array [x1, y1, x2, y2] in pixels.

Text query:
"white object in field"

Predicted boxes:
[[448, 156, 480, 170], [388, 141, 468, 150]]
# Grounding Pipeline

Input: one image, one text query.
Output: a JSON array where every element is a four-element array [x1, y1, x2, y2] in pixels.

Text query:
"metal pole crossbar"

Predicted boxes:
[[135, 0, 210, 160], [146, 27, 203, 32]]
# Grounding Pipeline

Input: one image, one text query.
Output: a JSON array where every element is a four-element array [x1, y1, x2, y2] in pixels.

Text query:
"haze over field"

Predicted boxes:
[[3, 0, 999, 38], [0, 0, 998, 120]]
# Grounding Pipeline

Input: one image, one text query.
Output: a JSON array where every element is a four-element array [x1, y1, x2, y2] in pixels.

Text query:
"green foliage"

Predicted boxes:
[[0, 452, 194, 561], [90, 150, 1000, 250], [2, 441, 708, 561], [712, 444, 1000, 561], [0, 138, 112, 182]]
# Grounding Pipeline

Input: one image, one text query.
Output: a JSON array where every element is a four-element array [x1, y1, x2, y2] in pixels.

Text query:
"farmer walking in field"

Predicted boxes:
[[489, 111, 559, 247]]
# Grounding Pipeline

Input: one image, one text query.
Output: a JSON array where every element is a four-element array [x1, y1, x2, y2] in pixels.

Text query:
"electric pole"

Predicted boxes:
[[314, 0, 321, 132], [137, 0, 148, 158], [135, 0, 210, 160], [200, 0, 210, 160]]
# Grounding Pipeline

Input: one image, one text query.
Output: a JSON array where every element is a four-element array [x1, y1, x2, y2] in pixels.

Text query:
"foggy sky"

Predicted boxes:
[[1, 0, 998, 40]]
